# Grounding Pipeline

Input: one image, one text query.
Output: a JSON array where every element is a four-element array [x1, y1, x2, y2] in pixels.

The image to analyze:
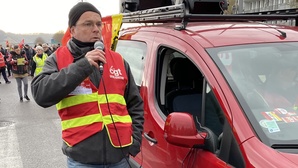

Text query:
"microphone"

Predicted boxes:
[[94, 41, 105, 74]]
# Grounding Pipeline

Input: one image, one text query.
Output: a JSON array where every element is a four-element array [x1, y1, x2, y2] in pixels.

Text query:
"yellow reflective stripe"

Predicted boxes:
[[57, 93, 126, 110], [98, 94, 126, 105], [61, 113, 103, 131], [56, 93, 98, 110], [102, 115, 132, 124]]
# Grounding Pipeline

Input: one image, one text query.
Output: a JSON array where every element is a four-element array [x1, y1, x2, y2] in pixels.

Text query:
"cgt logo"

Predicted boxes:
[[109, 66, 124, 79]]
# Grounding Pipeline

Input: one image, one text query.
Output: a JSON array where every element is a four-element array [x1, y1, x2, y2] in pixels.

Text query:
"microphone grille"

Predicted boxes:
[[94, 41, 104, 50]]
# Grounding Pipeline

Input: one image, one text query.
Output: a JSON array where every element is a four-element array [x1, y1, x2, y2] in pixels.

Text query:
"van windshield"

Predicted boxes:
[[207, 42, 298, 146]]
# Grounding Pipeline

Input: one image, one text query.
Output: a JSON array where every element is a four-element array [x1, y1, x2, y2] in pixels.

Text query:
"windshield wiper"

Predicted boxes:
[[272, 144, 298, 149]]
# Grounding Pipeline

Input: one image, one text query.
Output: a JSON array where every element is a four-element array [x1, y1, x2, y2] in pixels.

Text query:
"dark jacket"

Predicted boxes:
[[9, 51, 29, 75], [44, 49, 52, 57], [24, 47, 35, 60], [31, 39, 144, 164]]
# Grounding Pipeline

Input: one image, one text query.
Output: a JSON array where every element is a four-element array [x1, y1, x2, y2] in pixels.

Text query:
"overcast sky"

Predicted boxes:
[[0, 0, 120, 34]]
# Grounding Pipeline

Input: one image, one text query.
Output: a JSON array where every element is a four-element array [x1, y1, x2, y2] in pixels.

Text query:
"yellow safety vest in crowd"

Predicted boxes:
[[33, 53, 48, 75]]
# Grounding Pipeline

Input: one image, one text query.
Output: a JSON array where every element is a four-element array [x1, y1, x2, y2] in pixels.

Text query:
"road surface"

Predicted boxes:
[[0, 77, 66, 168]]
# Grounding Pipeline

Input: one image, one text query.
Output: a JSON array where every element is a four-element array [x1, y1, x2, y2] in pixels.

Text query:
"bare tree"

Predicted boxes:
[[34, 37, 45, 45], [52, 30, 65, 44]]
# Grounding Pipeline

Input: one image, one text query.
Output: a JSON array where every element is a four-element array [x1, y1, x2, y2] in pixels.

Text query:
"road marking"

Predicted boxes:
[[0, 125, 23, 168]]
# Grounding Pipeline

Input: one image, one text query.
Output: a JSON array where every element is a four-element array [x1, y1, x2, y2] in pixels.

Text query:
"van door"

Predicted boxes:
[[138, 32, 230, 167]]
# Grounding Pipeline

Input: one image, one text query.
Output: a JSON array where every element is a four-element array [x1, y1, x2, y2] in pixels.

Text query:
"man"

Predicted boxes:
[[31, 2, 144, 168], [9, 45, 30, 101], [0, 44, 11, 77], [23, 44, 35, 75], [0, 44, 5, 55], [0, 52, 11, 84], [42, 43, 53, 56]]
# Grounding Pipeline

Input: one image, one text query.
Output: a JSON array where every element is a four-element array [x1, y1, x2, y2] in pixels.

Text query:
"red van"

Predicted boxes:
[[116, 1, 298, 167]]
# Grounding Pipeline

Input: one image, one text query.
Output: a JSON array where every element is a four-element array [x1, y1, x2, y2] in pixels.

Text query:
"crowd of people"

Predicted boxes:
[[0, 42, 60, 101]]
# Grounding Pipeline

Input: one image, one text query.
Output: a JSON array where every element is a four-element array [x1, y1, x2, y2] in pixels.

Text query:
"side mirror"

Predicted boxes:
[[164, 112, 206, 148]]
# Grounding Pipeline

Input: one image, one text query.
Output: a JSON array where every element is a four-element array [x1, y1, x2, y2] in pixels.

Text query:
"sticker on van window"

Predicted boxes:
[[259, 120, 280, 133], [261, 112, 282, 121], [261, 109, 298, 124]]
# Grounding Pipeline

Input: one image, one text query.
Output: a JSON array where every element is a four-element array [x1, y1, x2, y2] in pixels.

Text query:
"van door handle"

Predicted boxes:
[[144, 132, 157, 144]]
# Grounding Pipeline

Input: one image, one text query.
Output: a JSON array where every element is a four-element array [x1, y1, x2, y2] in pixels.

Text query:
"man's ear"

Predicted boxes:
[[70, 26, 75, 35]]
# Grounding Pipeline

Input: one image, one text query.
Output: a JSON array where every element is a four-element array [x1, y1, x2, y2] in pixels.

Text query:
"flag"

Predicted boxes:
[[19, 39, 24, 49], [102, 14, 123, 50], [61, 14, 123, 51], [61, 28, 71, 46]]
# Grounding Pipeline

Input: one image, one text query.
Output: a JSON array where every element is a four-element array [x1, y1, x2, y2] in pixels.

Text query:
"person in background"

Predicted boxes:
[[23, 44, 35, 76], [9, 45, 30, 102], [42, 43, 53, 56], [51, 44, 58, 52], [31, 46, 48, 77], [0, 44, 11, 77], [0, 45, 5, 55], [5, 47, 12, 77], [31, 2, 144, 168], [0, 52, 11, 84]]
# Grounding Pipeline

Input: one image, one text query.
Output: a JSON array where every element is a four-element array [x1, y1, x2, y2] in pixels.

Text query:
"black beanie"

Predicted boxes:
[[68, 2, 101, 27]]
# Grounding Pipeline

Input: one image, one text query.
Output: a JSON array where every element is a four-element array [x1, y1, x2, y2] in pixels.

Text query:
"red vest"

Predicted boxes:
[[55, 46, 132, 147], [0, 53, 5, 68]]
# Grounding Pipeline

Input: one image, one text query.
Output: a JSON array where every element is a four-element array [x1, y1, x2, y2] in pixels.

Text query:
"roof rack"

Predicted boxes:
[[122, 3, 298, 27]]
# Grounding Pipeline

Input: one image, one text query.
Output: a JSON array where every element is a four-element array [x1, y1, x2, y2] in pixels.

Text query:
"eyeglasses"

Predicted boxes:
[[76, 21, 102, 29]]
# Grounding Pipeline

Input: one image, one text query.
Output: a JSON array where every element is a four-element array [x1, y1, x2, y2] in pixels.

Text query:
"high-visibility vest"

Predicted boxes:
[[55, 46, 132, 147], [33, 53, 48, 75], [0, 53, 5, 67]]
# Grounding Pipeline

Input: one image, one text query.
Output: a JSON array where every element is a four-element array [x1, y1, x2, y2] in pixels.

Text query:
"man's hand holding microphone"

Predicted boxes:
[[85, 41, 106, 74]]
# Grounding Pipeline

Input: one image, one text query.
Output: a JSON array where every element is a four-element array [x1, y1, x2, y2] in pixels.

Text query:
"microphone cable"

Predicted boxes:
[[100, 75, 132, 168]]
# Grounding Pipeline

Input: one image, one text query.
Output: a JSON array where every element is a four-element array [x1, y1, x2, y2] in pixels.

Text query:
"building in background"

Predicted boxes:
[[230, 0, 298, 25], [232, 0, 298, 14]]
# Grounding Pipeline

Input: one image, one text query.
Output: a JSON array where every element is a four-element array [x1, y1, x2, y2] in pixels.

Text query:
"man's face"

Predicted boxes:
[[36, 49, 43, 54], [70, 11, 102, 43], [14, 47, 21, 54], [43, 46, 48, 51]]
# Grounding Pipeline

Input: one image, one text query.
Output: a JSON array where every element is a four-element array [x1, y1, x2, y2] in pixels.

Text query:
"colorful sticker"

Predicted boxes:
[[261, 112, 282, 121], [265, 120, 280, 133], [282, 117, 296, 123], [259, 120, 280, 133], [261, 108, 298, 124], [259, 120, 268, 128], [274, 108, 288, 114]]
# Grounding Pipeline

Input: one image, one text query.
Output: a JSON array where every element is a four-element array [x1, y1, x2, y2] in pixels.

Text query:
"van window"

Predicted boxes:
[[207, 42, 298, 145], [156, 47, 224, 136], [115, 40, 147, 86]]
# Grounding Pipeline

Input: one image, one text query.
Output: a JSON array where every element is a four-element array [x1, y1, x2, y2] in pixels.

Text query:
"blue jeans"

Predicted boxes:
[[67, 157, 130, 168]]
